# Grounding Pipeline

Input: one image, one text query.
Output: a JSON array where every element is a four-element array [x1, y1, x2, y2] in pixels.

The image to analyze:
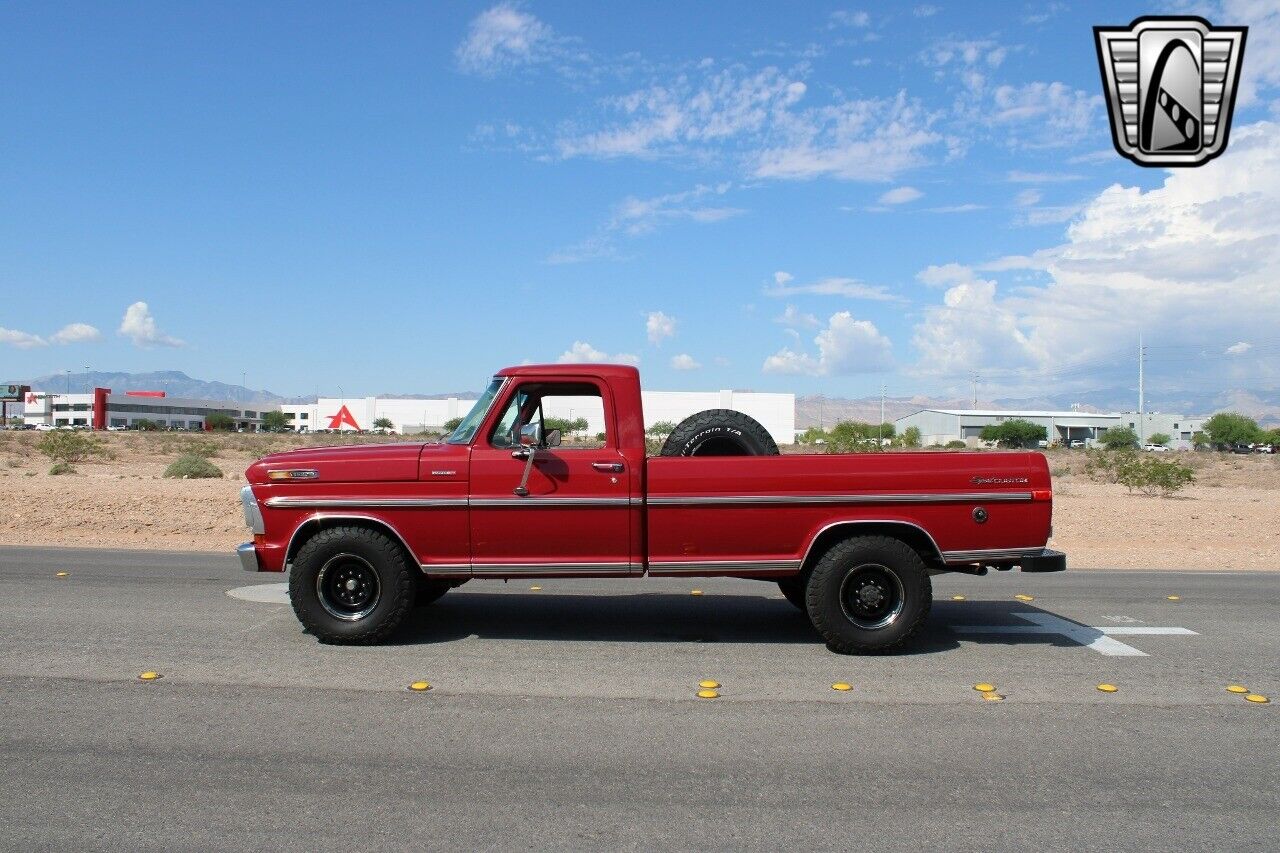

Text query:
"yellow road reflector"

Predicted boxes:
[[1167, 595, 1181, 601], [55, 571, 69, 578], [698, 679, 720, 689], [1096, 683, 1118, 693], [1014, 594, 1034, 602], [1226, 685, 1249, 694], [529, 585, 542, 591], [408, 681, 432, 692], [831, 682, 852, 692], [981, 692, 1005, 701], [696, 689, 719, 699], [1244, 694, 1270, 704], [951, 595, 966, 601], [973, 683, 996, 693], [690, 589, 704, 596], [138, 671, 161, 681]]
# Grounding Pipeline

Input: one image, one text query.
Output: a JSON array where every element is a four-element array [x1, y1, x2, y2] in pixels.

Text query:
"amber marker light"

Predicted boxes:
[[267, 469, 319, 480]]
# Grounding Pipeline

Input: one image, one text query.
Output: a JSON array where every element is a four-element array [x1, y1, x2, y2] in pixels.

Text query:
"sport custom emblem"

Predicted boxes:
[[1094, 16, 1246, 167]]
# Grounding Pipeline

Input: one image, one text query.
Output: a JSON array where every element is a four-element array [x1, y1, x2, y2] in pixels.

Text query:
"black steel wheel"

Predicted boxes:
[[805, 535, 931, 654]]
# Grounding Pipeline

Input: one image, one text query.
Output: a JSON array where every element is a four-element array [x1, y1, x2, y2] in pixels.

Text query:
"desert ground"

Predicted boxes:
[[1, 430, 1276, 569]]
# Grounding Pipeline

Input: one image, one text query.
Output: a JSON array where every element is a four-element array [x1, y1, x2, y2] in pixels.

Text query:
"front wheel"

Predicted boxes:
[[805, 535, 931, 654], [288, 526, 417, 644]]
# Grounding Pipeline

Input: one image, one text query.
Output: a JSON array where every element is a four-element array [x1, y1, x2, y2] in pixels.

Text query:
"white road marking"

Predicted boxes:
[[950, 612, 1197, 656], [227, 582, 289, 604]]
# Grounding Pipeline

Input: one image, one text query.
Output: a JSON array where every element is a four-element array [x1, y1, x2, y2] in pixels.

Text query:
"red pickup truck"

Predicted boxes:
[[238, 364, 1063, 653]]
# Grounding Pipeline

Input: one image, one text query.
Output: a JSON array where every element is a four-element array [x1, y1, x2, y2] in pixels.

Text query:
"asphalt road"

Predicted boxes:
[[1, 546, 1276, 851]]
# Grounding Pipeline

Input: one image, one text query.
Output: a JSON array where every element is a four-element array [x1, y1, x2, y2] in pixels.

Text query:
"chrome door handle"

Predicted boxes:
[[592, 461, 624, 473]]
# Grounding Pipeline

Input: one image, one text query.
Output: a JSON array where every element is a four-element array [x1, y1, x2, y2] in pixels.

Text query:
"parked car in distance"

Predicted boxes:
[[1228, 444, 1254, 454], [33, 423, 55, 431], [1069, 440, 1085, 449], [1142, 443, 1170, 452], [1255, 444, 1275, 454]]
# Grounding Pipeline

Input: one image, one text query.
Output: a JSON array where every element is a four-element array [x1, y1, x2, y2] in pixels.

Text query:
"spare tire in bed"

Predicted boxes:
[[659, 409, 780, 457]]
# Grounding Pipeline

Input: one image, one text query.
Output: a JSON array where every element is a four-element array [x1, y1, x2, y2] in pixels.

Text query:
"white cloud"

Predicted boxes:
[[0, 327, 46, 349], [775, 304, 822, 329], [1007, 170, 1081, 183], [916, 263, 975, 287], [926, 203, 987, 213], [646, 311, 676, 345], [554, 66, 943, 182], [830, 10, 870, 27], [1015, 188, 1042, 207], [908, 121, 1280, 392], [763, 311, 893, 375], [987, 82, 1101, 148], [879, 186, 923, 205], [118, 301, 184, 348], [752, 91, 943, 182], [913, 5, 940, 17], [669, 353, 701, 370], [1226, 341, 1252, 355], [556, 341, 640, 365], [456, 3, 557, 75], [1204, 0, 1280, 106], [50, 323, 101, 344], [765, 272, 900, 301], [613, 183, 743, 235]]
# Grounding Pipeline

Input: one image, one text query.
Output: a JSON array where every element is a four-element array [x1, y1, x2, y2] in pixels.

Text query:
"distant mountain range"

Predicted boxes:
[[798, 387, 1280, 427], [20, 370, 1278, 425]]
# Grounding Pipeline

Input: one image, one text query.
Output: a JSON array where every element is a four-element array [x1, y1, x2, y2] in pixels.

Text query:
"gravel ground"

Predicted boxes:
[[1, 432, 1276, 569]]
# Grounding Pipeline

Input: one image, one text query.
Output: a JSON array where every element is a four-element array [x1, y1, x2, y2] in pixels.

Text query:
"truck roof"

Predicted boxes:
[[496, 364, 641, 381]]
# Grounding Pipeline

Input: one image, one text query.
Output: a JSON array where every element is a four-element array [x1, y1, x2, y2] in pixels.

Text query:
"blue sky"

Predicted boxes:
[[2, 1, 1278, 402]]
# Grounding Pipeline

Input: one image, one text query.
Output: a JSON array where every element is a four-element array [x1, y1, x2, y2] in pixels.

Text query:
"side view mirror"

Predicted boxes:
[[518, 423, 542, 447]]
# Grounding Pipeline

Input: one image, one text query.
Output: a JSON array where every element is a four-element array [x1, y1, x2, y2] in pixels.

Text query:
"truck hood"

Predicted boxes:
[[247, 442, 427, 484]]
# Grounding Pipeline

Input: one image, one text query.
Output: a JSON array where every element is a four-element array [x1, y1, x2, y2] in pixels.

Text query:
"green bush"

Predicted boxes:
[[179, 438, 221, 459], [1203, 412, 1261, 447], [1115, 455, 1194, 497], [901, 426, 922, 448], [945, 440, 967, 449], [979, 419, 1047, 448], [49, 461, 76, 475], [1099, 426, 1139, 450], [1083, 448, 1133, 483], [205, 413, 235, 432], [442, 417, 463, 433], [36, 431, 103, 464], [163, 453, 224, 479], [1147, 432, 1171, 446]]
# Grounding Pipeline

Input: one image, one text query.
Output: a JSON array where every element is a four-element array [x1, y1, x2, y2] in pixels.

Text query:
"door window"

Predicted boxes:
[[488, 383, 608, 449]]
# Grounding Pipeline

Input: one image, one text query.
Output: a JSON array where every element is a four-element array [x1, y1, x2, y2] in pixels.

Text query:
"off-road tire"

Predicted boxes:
[[659, 409, 779, 457], [777, 575, 807, 610], [288, 526, 416, 644], [805, 535, 932, 654]]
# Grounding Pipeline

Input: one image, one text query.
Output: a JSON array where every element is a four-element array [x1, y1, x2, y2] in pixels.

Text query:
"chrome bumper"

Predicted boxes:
[[237, 541, 262, 572]]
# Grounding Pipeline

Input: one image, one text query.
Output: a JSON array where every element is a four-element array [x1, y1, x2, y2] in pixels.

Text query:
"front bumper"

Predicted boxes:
[[1019, 548, 1067, 573], [237, 541, 262, 572]]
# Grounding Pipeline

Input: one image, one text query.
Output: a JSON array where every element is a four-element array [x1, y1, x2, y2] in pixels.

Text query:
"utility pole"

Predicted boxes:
[[879, 385, 885, 444], [1138, 331, 1146, 444], [971, 373, 979, 408]]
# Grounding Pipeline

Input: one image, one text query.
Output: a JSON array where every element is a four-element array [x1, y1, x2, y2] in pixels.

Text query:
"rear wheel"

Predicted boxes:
[[288, 526, 416, 644], [805, 535, 931, 654]]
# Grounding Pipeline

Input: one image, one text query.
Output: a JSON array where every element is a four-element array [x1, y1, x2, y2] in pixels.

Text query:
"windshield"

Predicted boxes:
[[446, 378, 505, 444]]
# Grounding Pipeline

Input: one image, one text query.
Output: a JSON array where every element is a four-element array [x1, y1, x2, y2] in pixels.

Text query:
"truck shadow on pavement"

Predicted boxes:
[[390, 593, 1095, 655]]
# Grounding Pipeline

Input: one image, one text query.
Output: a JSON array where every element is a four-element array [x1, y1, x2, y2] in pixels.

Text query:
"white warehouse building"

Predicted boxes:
[[894, 408, 1207, 448], [282, 389, 796, 445]]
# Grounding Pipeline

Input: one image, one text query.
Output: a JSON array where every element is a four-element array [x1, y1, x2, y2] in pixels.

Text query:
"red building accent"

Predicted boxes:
[[126, 390, 166, 397], [327, 405, 361, 430], [93, 388, 110, 431]]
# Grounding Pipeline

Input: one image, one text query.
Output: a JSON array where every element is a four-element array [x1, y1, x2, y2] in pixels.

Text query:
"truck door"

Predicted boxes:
[[468, 379, 635, 575]]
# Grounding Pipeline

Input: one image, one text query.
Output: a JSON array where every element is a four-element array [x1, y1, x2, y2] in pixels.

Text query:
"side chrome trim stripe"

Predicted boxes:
[[649, 559, 800, 573], [647, 492, 1033, 507], [267, 496, 635, 509], [942, 547, 1046, 563], [469, 561, 640, 574], [469, 497, 633, 508], [267, 497, 466, 509]]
